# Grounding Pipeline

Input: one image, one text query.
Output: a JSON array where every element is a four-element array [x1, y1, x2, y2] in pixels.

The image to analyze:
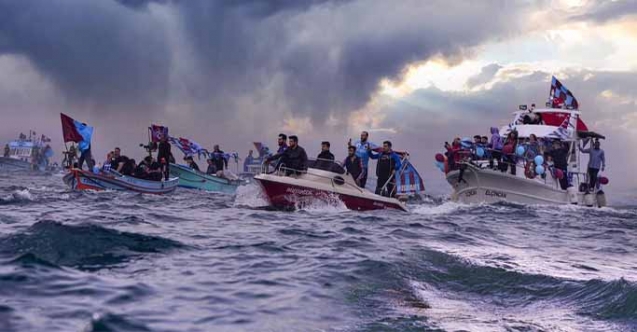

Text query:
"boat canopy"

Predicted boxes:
[[513, 108, 589, 131]]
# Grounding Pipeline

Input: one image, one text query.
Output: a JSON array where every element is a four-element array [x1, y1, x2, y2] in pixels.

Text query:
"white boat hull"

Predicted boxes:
[[446, 164, 602, 207]]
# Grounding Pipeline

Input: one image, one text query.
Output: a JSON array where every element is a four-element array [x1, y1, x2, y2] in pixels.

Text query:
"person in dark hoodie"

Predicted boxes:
[[548, 140, 570, 190], [157, 135, 173, 181], [343, 145, 366, 187], [211, 144, 228, 177], [315, 141, 335, 170], [368, 141, 402, 197], [266, 135, 308, 175]]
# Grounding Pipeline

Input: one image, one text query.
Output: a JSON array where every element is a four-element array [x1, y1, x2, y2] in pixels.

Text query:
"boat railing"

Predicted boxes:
[[261, 161, 366, 194]]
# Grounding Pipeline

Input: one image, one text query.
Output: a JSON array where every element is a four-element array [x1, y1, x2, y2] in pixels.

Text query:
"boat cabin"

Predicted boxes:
[[6, 140, 37, 162]]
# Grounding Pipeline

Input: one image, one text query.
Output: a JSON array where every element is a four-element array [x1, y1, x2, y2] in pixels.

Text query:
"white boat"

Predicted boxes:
[[0, 134, 55, 172], [444, 107, 608, 207], [254, 159, 408, 212]]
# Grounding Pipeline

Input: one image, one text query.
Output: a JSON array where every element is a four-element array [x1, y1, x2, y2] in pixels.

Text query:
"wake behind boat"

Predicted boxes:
[[255, 159, 408, 212]]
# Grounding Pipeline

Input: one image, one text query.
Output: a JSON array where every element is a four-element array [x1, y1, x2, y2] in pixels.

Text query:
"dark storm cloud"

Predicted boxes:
[[571, 0, 637, 23], [0, 0, 171, 112], [0, 0, 534, 124]]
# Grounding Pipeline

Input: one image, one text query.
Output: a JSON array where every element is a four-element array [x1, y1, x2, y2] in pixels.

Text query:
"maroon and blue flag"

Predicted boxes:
[[549, 76, 579, 109], [149, 125, 169, 143]]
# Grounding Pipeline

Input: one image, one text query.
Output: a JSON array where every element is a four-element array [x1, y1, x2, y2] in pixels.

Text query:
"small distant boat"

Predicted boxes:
[[169, 163, 241, 194], [1, 132, 55, 172], [63, 169, 179, 195], [254, 159, 409, 212]]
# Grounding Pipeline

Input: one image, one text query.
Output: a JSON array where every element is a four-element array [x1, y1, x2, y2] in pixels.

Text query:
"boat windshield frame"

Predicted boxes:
[[306, 158, 346, 175]]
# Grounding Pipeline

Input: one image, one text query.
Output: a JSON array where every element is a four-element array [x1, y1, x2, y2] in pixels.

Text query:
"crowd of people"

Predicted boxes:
[[260, 131, 403, 197], [444, 128, 606, 192]]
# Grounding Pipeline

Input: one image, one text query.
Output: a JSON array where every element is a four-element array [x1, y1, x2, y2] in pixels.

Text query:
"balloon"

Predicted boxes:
[[502, 144, 513, 155], [534, 155, 544, 166], [599, 176, 609, 185], [435, 153, 445, 163], [553, 168, 564, 179], [535, 165, 545, 175], [516, 146, 525, 156], [476, 147, 485, 158]]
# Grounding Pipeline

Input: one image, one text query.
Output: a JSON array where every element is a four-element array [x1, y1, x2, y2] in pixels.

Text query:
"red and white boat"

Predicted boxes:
[[254, 160, 409, 212]]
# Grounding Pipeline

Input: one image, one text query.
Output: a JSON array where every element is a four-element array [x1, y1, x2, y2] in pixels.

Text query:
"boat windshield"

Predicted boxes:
[[306, 158, 346, 175]]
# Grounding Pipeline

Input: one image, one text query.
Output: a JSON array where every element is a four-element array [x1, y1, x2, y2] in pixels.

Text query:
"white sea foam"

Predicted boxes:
[[233, 183, 269, 208]]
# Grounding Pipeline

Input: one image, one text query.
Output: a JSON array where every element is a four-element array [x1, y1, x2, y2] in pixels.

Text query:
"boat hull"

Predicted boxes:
[[446, 164, 599, 206], [254, 174, 408, 212], [63, 169, 178, 195], [0, 157, 34, 171], [169, 164, 239, 194]]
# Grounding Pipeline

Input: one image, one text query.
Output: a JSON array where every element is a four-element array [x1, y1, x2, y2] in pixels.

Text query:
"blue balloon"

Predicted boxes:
[[476, 147, 485, 158], [516, 146, 525, 156], [535, 165, 545, 175], [534, 155, 544, 165]]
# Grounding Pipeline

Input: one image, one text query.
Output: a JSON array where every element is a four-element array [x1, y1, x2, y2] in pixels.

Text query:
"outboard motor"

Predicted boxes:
[[597, 190, 607, 208], [567, 187, 578, 204]]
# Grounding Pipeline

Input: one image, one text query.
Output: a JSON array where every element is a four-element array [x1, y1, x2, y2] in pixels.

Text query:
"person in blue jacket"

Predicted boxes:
[[348, 131, 378, 188], [368, 140, 402, 197]]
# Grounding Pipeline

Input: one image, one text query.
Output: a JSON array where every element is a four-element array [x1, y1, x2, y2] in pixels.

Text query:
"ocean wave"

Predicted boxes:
[[83, 313, 151, 332], [0, 189, 34, 204], [0, 220, 186, 270]]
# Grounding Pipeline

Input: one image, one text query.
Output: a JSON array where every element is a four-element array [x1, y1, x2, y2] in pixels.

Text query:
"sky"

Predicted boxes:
[[0, 0, 636, 198]]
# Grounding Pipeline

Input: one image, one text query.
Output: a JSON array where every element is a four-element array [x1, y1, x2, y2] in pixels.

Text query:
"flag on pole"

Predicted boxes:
[[168, 136, 208, 157], [149, 125, 169, 142], [395, 160, 425, 195], [549, 76, 579, 109], [60, 113, 93, 146]]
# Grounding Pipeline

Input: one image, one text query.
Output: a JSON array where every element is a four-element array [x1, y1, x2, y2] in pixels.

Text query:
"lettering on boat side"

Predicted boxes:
[[464, 190, 477, 197], [285, 187, 315, 196], [485, 190, 507, 198]]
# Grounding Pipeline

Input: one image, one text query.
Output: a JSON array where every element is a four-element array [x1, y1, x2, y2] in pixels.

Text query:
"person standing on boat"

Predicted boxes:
[[157, 135, 173, 181], [266, 135, 308, 175], [276, 134, 288, 154], [315, 141, 335, 170], [211, 145, 228, 177], [243, 150, 254, 173], [579, 139, 605, 191], [368, 141, 402, 197], [548, 140, 569, 190], [348, 131, 378, 188], [501, 131, 518, 175], [77, 141, 94, 171], [344, 145, 365, 187], [269, 134, 288, 169], [3, 144, 9, 158]]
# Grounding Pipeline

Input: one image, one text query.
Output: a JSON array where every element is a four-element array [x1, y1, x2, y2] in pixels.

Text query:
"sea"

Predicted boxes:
[[0, 171, 636, 332]]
